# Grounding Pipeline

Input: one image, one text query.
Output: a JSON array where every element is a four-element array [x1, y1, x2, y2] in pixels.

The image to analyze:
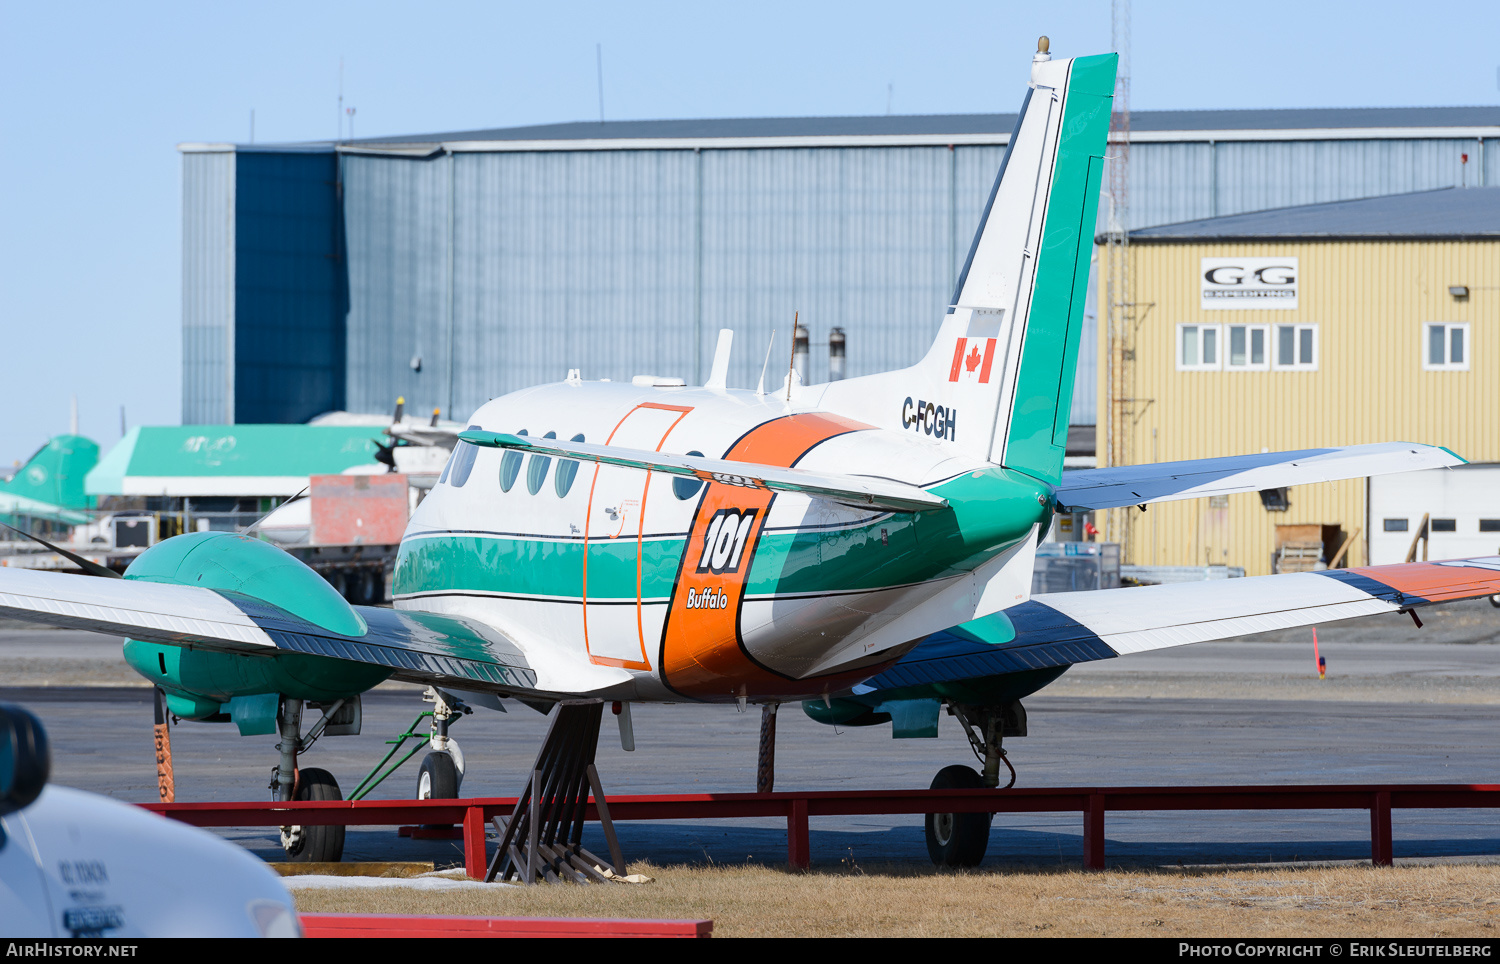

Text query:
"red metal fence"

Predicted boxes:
[[143, 783, 1500, 876], [299, 914, 711, 938]]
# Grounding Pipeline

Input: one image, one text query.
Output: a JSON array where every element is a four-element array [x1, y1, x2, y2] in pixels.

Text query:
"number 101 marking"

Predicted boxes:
[[696, 508, 758, 575]]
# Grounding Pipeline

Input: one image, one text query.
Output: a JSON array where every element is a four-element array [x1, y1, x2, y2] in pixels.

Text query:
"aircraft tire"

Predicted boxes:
[[282, 767, 345, 863], [925, 764, 991, 868], [417, 752, 459, 800]]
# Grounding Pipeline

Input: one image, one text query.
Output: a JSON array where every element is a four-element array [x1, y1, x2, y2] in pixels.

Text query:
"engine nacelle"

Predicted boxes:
[[120, 532, 391, 723]]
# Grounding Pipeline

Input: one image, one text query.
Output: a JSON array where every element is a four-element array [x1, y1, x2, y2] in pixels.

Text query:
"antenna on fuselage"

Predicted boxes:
[[705, 329, 734, 390], [785, 311, 799, 401], [755, 329, 776, 395]]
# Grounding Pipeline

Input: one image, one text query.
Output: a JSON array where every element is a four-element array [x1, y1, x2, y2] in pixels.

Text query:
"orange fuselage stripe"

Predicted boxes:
[[657, 412, 900, 701]]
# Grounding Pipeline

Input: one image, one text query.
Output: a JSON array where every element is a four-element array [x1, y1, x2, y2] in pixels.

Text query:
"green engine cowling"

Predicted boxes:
[[120, 532, 392, 728]]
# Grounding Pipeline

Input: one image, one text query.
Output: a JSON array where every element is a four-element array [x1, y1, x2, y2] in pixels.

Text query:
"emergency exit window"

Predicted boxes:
[[1424, 323, 1470, 371]]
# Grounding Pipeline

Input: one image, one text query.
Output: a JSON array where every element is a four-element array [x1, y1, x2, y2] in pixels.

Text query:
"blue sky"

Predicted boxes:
[[2, 1, 1497, 466]]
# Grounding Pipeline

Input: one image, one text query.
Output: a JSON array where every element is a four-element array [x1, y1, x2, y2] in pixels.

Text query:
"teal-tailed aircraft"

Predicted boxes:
[[3, 42, 1496, 867]]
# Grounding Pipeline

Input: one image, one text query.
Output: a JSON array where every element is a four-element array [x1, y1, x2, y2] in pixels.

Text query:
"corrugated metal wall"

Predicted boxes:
[[1123, 138, 1498, 228], [1099, 239, 1500, 574], [185, 133, 1499, 429], [343, 145, 1011, 422], [181, 151, 235, 424]]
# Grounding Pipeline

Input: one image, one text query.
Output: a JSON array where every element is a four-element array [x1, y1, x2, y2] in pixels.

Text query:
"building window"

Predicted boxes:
[[1273, 324, 1318, 370], [1480, 519, 1500, 533], [1383, 518, 1408, 532], [1177, 325, 1221, 370], [1432, 518, 1457, 532], [1424, 323, 1470, 371], [1226, 324, 1270, 370]]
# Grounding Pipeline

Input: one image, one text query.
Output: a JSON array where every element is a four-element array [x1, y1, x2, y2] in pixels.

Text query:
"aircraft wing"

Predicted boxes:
[[859, 556, 1500, 692], [458, 430, 947, 513], [1053, 442, 1462, 511], [0, 567, 559, 696]]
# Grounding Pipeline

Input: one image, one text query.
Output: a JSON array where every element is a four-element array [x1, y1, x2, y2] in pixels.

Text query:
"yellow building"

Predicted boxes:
[[1094, 187, 1500, 574]]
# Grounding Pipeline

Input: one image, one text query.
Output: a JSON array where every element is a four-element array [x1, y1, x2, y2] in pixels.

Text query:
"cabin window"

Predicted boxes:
[[448, 425, 483, 487], [555, 435, 585, 497], [499, 430, 527, 492], [1424, 323, 1470, 371], [526, 432, 557, 495], [673, 452, 707, 500]]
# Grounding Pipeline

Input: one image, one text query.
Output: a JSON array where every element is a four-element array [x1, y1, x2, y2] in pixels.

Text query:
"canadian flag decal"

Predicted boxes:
[[948, 337, 997, 383]]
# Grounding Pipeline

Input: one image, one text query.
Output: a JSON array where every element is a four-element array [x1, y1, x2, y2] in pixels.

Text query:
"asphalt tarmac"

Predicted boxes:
[[4, 598, 1499, 869]]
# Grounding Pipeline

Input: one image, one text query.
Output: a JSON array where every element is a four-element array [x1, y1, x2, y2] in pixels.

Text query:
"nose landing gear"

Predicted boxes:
[[924, 701, 1026, 868]]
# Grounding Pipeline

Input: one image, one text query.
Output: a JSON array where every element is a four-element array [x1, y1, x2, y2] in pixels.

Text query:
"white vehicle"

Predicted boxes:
[[0, 704, 301, 938]]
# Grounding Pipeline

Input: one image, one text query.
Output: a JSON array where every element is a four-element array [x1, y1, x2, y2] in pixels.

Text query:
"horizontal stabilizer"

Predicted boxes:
[[1054, 442, 1462, 511], [458, 430, 948, 514], [860, 556, 1500, 693]]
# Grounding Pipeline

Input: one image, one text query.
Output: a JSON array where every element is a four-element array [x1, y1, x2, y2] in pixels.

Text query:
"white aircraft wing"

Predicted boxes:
[[862, 556, 1500, 691], [0, 568, 569, 697], [1053, 442, 1462, 511], [458, 430, 947, 514]]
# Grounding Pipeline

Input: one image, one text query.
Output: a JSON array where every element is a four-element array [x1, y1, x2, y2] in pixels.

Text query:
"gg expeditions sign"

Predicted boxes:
[[1200, 257, 1298, 310]]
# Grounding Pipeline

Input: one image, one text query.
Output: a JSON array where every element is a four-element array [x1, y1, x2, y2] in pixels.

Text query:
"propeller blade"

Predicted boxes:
[[0, 522, 122, 579], [243, 487, 308, 539]]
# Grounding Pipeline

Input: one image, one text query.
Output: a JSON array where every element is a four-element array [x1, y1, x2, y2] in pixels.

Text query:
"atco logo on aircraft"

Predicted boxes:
[[1200, 257, 1298, 310], [696, 508, 758, 575], [902, 398, 957, 441]]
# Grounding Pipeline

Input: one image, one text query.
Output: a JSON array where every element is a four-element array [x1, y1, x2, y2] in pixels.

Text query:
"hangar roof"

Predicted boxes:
[[356, 106, 1500, 145], [87, 426, 382, 498], [182, 105, 1500, 154], [1125, 187, 1500, 242]]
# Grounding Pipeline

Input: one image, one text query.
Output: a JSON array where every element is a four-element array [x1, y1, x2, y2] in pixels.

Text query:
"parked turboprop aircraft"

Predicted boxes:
[[3, 43, 1497, 870]]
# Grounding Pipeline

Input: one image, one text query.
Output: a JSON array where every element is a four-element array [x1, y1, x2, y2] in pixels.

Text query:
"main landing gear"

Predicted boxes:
[[416, 688, 469, 835], [271, 696, 361, 863], [924, 701, 1025, 868]]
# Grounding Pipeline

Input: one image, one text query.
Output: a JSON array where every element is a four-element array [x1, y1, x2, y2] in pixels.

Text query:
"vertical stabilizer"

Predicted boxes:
[[0, 435, 100, 510], [824, 45, 1115, 485]]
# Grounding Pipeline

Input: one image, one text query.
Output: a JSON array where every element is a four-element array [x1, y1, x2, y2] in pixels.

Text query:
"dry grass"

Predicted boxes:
[[293, 862, 1500, 937]]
